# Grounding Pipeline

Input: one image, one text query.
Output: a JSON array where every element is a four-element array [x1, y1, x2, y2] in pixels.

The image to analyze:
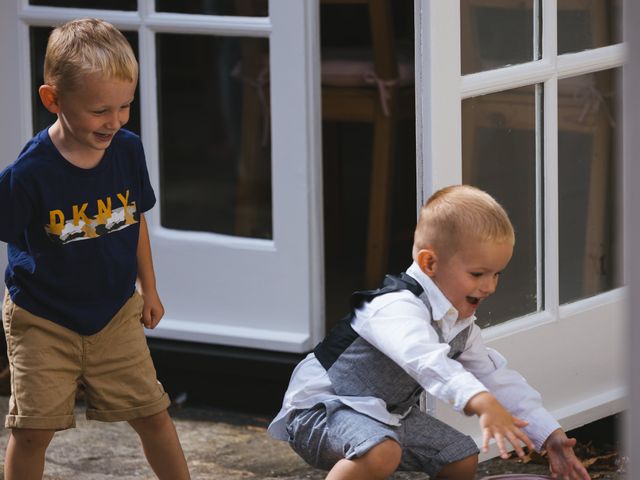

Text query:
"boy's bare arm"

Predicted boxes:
[[464, 391, 534, 459], [136, 213, 164, 329]]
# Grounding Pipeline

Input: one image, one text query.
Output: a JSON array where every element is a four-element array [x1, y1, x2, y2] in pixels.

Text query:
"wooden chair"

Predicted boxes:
[[233, 1, 271, 238], [321, 0, 414, 288], [232, 0, 414, 283], [233, 37, 270, 238]]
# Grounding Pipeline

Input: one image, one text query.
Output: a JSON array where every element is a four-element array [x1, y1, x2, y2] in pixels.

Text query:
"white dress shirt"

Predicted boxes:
[[268, 262, 560, 451]]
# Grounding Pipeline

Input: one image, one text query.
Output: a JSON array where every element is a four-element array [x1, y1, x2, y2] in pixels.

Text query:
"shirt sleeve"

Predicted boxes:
[[0, 167, 34, 244], [135, 140, 156, 213], [458, 325, 561, 450], [352, 292, 489, 412]]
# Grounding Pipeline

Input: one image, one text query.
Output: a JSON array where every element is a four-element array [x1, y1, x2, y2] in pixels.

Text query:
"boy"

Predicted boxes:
[[268, 185, 589, 480], [0, 18, 190, 479]]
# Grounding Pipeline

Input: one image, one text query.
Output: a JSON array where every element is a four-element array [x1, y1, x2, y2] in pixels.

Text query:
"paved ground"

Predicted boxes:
[[0, 396, 624, 479]]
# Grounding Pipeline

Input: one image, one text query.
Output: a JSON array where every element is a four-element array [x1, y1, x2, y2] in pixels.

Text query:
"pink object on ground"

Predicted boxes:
[[478, 475, 553, 480]]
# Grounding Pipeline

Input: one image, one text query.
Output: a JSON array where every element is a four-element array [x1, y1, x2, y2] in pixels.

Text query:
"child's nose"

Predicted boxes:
[[480, 276, 498, 295], [105, 112, 120, 128], [106, 111, 126, 129]]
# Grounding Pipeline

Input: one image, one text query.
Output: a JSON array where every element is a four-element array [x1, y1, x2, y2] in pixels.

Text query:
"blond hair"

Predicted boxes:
[[43, 18, 138, 94], [412, 185, 515, 260]]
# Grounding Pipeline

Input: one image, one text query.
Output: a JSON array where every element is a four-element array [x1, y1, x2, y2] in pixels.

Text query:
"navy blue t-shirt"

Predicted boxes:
[[0, 127, 156, 335]]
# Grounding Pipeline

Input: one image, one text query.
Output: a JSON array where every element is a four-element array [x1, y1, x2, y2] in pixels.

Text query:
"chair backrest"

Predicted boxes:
[[321, 0, 398, 80]]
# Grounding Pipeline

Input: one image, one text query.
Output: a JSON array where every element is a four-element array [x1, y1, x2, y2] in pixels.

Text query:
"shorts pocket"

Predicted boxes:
[[2, 291, 17, 356]]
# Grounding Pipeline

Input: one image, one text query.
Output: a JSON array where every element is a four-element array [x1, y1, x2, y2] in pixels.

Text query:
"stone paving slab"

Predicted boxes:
[[0, 397, 622, 479]]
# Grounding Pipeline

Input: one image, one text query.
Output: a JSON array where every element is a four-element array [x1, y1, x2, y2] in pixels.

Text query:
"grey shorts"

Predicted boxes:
[[286, 400, 479, 476]]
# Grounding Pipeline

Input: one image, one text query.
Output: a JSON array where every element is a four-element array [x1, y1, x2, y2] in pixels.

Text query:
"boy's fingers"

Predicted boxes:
[[517, 431, 535, 451], [482, 430, 491, 452], [573, 461, 590, 480], [143, 309, 154, 328], [512, 416, 529, 427], [147, 311, 159, 329], [495, 434, 510, 459], [508, 436, 525, 458], [502, 430, 522, 457]]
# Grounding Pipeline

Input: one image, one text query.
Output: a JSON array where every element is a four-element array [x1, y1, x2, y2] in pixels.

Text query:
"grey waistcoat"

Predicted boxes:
[[314, 273, 470, 414]]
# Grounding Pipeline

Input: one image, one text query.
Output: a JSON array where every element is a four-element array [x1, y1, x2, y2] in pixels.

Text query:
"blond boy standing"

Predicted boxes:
[[269, 185, 589, 480], [0, 18, 189, 479]]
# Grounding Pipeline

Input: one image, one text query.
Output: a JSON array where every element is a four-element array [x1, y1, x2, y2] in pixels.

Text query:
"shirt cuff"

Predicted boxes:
[[522, 406, 562, 451]]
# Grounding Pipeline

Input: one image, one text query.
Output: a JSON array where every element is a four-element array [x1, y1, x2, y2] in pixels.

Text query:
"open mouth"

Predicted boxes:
[[466, 296, 480, 306], [94, 132, 113, 141]]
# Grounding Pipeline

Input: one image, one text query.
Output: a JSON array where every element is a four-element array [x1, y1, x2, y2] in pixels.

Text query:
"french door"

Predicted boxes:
[[0, 0, 628, 448], [416, 0, 626, 455], [0, 0, 324, 353]]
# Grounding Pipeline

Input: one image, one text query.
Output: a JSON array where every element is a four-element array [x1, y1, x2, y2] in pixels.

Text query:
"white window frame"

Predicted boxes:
[[415, 0, 626, 456]]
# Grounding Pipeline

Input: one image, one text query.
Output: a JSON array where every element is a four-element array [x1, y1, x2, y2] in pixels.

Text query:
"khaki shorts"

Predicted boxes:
[[2, 290, 170, 430]]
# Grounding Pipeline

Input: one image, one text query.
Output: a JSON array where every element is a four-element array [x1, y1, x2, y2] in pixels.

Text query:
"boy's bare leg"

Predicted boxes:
[[435, 454, 478, 480], [4, 428, 55, 480], [128, 409, 191, 480], [326, 438, 401, 480]]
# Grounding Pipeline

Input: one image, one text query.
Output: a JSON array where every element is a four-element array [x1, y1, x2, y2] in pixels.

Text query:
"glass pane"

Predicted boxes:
[[157, 34, 271, 239], [29, 0, 136, 9], [461, 0, 537, 75], [558, 69, 620, 304], [30, 27, 140, 136], [462, 85, 539, 327], [558, 0, 622, 54], [156, 0, 267, 16], [319, 0, 416, 326]]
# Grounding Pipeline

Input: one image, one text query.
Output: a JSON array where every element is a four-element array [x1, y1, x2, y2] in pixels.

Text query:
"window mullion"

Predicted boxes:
[[144, 12, 271, 37], [461, 59, 554, 99], [542, 0, 559, 316], [416, 0, 461, 198], [542, 0, 557, 60], [535, 84, 543, 312], [140, 0, 153, 16], [18, 5, 141, 28], [138, 19, 160, 228], [543, 74, 559, 317], [557, 44, 625, 79]]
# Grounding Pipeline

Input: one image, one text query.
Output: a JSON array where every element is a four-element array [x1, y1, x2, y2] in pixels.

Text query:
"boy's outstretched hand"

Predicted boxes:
[[465, 391, 535, 459], [544, 428, 590, 480]]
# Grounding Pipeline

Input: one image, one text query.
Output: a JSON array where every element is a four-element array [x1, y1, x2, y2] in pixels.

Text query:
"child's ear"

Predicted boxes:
[[38, 85, 60, 114], [417, 248, 437, 277]]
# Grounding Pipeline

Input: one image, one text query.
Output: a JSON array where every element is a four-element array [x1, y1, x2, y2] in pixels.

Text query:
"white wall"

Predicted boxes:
[[624, 0, 640, 472], [0, 2, 23, 277]]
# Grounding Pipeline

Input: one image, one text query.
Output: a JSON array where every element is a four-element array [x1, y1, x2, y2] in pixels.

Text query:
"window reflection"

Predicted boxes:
[[157, 34, 271, 239], [558, 69, 620, 303], [156, 0, 267, 16], [462, 85, 540, 326], [461, 0, 537, 75], [29, 0, 136, 9], [558, 0, 622, 54]]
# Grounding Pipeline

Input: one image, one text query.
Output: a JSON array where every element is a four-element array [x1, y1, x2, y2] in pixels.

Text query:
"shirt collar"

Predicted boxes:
[[405, 261, 476, 324]]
